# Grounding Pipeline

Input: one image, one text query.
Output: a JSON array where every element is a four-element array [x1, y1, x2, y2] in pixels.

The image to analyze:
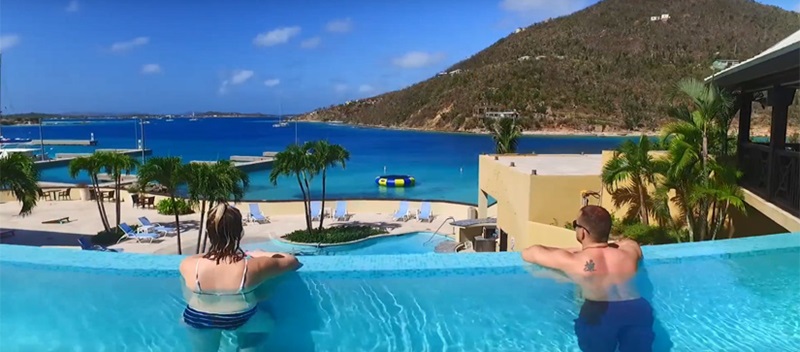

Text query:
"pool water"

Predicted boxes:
[[0, 248, 797, 351], [242, 232, 454, 255]]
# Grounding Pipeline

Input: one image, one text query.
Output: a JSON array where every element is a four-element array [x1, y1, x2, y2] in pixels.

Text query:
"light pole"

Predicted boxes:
[[38, 118, 45, 160], [140, 117, 146, 162]]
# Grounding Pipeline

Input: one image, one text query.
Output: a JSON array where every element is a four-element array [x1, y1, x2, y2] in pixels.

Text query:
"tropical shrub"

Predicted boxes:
[[619, 223, 673, 245], [156, 198, 194, 215], [93, 224, 140, 246], [284, 226, 386, 244]]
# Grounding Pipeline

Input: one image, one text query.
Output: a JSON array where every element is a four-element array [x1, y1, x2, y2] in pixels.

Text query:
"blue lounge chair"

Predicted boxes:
[[138, 216, 177, 235], [117, 223, 161, 243], [417, 202, 433, 222], [248, 204, 269, 223], [310, 201, 323, 221], [333, 201, 349, 221], [392, 201, 410, 221], [78, 237, 122, 252]]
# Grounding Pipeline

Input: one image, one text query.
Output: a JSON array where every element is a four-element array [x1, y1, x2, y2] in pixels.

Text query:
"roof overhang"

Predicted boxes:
[[707, 29, 800, 93]]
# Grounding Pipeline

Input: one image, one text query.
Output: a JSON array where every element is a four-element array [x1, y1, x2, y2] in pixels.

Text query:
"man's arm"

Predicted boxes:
[[521, 245, 576, 272], [613, 238, 643, 260]]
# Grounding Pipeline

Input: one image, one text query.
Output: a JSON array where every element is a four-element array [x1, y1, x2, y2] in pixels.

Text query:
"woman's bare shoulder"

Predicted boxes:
[[179, 255, 204, 274]]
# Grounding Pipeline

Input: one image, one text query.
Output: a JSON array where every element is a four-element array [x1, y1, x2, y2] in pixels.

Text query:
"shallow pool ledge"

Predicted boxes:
[[0, 233, 797, 277]]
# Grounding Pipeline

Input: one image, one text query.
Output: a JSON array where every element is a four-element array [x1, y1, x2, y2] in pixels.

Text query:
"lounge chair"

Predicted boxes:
[[392, 201, 411, 221], [310, 201, 323, 221], [333, 201, 349, 221], [117, 223, 162, 243], [78, 237, 122, 252], [248, 204, 270, 224], [417, 202, 433, 222], [138, 216, 177, 235]]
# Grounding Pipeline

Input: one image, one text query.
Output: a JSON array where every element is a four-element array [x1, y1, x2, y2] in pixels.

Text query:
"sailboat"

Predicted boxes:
[[0, 54, 33, 145], [272, 100, 288, 127]]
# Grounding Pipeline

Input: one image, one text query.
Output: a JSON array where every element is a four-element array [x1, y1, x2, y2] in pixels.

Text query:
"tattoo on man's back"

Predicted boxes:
[[584, 259, 596, 272]]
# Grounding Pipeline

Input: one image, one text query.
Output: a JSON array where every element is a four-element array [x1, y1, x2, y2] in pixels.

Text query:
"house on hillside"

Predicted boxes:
[[449, 69, 463, 75], [518, 56, 531, 61], [514, 27, 525, 34]]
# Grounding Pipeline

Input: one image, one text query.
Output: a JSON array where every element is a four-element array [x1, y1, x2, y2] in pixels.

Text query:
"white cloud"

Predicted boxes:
[[300, 37, 321, 49], [110, 37, 149, 52], [219, 70, 254, 94], [358, 84, 375, 93], [0, 34, 20, 52], [66, 0, 79, 12], [253, 26, 301, 47], [326, 18, 353, 33], [264, 78, 280, 87], [333, 84, 348, 93], [141, 64, 161, 74], [391, 51, 446, 69], [499, 0, 585, 17]]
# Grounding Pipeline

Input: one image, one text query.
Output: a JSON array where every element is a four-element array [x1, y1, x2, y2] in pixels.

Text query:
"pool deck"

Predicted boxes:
[[0, 199, 459, 254]]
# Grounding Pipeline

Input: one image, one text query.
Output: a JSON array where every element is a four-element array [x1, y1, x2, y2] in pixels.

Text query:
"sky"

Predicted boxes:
[[0, 0, 798, 115]]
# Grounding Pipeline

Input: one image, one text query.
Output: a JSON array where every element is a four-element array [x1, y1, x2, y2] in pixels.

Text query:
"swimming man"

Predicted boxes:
[[522, 205, 655, 352]]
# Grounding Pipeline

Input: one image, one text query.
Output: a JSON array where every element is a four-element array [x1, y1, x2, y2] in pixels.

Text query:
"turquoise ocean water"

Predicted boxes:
[[2, 118, 633, 203]]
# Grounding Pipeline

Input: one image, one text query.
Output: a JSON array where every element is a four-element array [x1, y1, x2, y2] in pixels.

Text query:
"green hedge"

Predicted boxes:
[[620, 223, 675, 245], [156, 198, 194, 215], [285, 226, 386, 244]]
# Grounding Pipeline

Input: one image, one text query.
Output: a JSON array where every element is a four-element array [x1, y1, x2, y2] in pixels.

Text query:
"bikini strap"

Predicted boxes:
[[239, 257, 249, 292], [194, 258, 203, 292]]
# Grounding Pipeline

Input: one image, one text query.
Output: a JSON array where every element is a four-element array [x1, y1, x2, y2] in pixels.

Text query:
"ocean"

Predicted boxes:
[[2, 118, 633, 204]]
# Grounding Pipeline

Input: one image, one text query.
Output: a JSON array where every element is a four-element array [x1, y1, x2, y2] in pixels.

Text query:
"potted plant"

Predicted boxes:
[[76, 183, 90, 201]]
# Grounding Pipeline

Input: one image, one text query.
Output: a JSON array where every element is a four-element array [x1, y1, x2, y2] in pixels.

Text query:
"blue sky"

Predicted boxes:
[[0, 0, 797, 115]]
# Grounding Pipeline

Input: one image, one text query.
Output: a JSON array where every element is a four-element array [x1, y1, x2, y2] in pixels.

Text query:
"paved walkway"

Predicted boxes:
[[0, 199, 458, 255]]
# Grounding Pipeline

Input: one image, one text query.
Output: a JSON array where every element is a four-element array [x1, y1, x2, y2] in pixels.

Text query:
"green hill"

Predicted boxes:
[[301, 0, 799, 132]]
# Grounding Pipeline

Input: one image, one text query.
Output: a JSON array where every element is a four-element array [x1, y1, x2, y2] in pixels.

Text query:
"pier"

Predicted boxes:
[[35, 139, 98, 146], [35, 149, 152, 169], [191, 152, 276, 171]]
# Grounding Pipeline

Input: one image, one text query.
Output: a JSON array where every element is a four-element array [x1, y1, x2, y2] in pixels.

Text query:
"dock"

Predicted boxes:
[[191, 152, 276, 171], [35, 149, 152, 169], [34, 139, 98, 146]]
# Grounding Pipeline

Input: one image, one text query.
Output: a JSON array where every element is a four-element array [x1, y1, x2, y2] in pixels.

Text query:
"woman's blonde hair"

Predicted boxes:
[[203, 202, 245, 264]]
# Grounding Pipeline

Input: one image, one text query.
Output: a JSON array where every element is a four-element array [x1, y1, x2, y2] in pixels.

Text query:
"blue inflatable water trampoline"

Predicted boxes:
[[375, 175, 416, 187]]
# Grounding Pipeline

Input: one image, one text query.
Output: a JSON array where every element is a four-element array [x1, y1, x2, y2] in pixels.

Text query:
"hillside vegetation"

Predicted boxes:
[[302, 0, 800, 133]]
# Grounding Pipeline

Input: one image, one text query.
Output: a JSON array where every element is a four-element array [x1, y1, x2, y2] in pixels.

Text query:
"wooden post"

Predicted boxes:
[[737, 93, 752, 166], [766, 86, 793, 200]]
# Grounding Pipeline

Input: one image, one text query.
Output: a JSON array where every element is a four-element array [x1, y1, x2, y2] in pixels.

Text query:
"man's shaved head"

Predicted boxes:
[[577, 205, 612, 243]]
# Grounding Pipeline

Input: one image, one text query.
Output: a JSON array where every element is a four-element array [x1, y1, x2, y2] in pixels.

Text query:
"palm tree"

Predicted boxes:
[[0, 153, 41, 215], [138, 157, 187, 254], [485, 117, 521, 154], [97, 152, 139, 227], [186, 161, 249, 253], [69, 154, 111, 232], [601, 135, 663, 225], [307, 140, 350, 230], [661, 78, 745, 241], [270, 143, 316, 234]]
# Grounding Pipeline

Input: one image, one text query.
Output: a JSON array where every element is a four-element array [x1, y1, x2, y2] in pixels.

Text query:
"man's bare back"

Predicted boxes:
[[562, 239, 643, 302]]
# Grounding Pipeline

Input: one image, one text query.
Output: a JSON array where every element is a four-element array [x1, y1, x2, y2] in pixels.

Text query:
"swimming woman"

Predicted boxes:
[[179, 203, 300, 351]]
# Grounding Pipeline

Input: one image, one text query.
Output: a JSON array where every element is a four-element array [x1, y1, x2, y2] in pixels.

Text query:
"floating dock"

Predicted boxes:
[[33, 139, 98, 146]]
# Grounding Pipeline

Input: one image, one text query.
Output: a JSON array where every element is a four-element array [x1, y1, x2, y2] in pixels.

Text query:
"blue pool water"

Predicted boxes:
[[0, 233, 798, 351], [1, 118, 633, 203], [242, 232, 454, 255]]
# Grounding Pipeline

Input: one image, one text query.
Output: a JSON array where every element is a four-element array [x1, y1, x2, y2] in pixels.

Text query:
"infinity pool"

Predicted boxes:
[[242, 232, 454, 255], [0, 233, 798, 351]]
